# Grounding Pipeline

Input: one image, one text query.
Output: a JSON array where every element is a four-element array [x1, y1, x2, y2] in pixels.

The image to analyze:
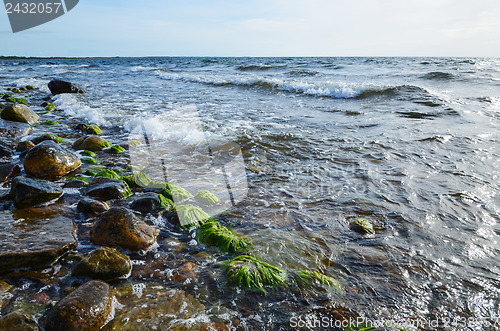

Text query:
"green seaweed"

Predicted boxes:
[[162, 183, 192, 202], [194, 190, 219, 207], [224, 255, 287, 294], [6, 97, 27, 105], [25, 85, 35, 90], [86, 124, 102, 135], [121, 172, 151, 188], [158, 194, 174, 209], [196, 221, 251, 253], [350, 218, 375, 235], [81, 157, 98, 165], [20, 86, 27, 91], [175, 204, 210, 228], [294, 270, 342, 292], [82, 150, 98, 158], [129, 139, 142, 147], [12, 88, 21, 93], [95, 169, 120, 179], [45, 103, 56, 111], [71, 176, 90, 184], [45, 120, 59, 125], [84, 169, 97, 176], [110, 144, 125, 154]]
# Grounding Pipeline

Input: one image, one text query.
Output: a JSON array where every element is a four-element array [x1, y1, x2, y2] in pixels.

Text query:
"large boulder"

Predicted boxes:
[[10, 176, 63, 209], [0, 211, 77, 271], [83, 177, 130, 201], [0, 311, 40, 331], [90, 207, 159, 251], [1, 104, 39, 125], [72, 247, 132, 280], [72, 135, 110, 151], [47, 79, 86, 95], [0, 163, 20, 182], [45, 280, 112, 331], [23, 140, 81, 179]]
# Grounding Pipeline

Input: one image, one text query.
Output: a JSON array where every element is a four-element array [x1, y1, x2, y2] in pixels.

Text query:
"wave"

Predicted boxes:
[[287, 69, 319, 77], [154, 70, 383, 99], [237, 64, 286, 71], [421, 71, 457, 80]]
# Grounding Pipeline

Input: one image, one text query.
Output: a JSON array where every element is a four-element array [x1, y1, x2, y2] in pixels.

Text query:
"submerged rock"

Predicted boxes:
[[72, 247, 132, 280], [10, 176, 63, 209], [72, 135, 110, 151], [1, 104, 39, 125], [45, 280, 112, 331], [0, 118, 32, 139], [48, 79, 86, 95], [23, 140, 82, 179], [90, 207, 159, 251], [0, 311, 40, 331], [84, 177, 130, 201], [0, 211, 77, 271], [0, 163, 20, 182], [77, 198, 110, 217]]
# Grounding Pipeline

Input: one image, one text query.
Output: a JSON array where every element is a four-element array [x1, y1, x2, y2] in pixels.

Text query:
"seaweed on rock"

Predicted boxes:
[[162, 183, 192, 202], [174, 204, 210, 228], [95, 169, 120, 179], [224, 255, 287, 294], [294, 270, 342, 293], [121, 172, 151, 188], [196, 221, 251, 253], [194, 190, 219, 207]]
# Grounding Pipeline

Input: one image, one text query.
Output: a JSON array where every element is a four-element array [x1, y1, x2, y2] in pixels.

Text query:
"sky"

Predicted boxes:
[[1, 0, 499, 57]]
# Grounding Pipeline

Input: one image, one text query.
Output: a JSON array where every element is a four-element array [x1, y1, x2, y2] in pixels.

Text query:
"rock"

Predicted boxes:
[[194, 190, 219, 207], [90, 207, 159, 251], [0, 142, 13, 157], [0, 163, 20, 182], [130, 192, 163, 215], [1, 104, 39, 125], [63, 179, 88, 189], [350, 218, 375, 235], [0, 118, 32, 139], [0, 311, 40, 331], [45, 280, 112, 331], [10, 176, 63, 209], [0, 280, 13, 311], [77, 198, 109, 217], [72, 247, 132, 280], [47, 79, 86, 95], [16, 140, 35, 152], [31, 133, 61, 145], [86, 124, 102, 135], [23, 140, 81, 179], [109, 282, 206, 330], [0, 211, 77, 271], [72, 135, 110, 151], [109, 144, 125, 154], [83, 177, 130, 201]]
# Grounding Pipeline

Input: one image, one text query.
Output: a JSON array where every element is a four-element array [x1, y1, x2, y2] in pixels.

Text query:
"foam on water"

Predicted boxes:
[[54, 94, 110, 126]]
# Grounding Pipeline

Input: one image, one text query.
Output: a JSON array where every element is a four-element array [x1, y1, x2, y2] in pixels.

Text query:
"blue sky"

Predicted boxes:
[[1, 0, 499, 57]]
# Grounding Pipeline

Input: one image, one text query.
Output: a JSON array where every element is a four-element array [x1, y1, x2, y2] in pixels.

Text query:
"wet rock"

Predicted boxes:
[[0, 142, 13, 157], [0, 211, 77, 271], [0, 280, 13, 310], [129, 192, 163, 215], [23, 140, 81, 179], [0, 311, 40, 331], [77, 198, 110, 217], [83, 177, 130, 201], [0, 118, 32, 139], [45, 280, 112, 331], [47, 79, 86, 95], [10, 176, 63, 209], [109, 282, 205, 330], [72, 247, 132, 280], [16, 140, 35, 152], [90, 207, 159, 251], [31, 133, 60, 145], [0, 163, 20, 182], [63, 179, 88, 189], [1, 104, 39, 125], [72, 135, 110, 151]]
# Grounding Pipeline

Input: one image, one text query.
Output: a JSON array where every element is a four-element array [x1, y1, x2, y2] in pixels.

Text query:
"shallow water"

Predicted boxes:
[[1, 57, 500, 330]]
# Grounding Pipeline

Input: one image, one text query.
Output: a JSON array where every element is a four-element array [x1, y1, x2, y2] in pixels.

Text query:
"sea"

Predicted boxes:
[[1, 57, 500, 330]]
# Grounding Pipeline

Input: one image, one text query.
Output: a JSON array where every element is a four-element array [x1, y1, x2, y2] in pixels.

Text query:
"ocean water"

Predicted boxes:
[[2, 57, 500, 330]]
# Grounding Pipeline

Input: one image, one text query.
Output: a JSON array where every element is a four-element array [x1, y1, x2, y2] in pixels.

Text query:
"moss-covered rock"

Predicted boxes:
[[31, 133, 63, 145], [110, 144, 125, 154], [82, 150, 98, 158], [158, 194, 174, 209], [86, 124, 102, 135], [23, 140, 82, 179], [194, 190, 219, 207], [5, 96, 28, 105], [72, 135, 111, 151], [196, 221, 251, 253], [350, 218, 375, 235], [121, 172, 151, 188], [128, 139, 142, 147], [45, 280, 112, 331], [174, 204, 210, 228], [90, 207, 159, 251], [1, 104, 39, 125], [162, 183, 192, 202], [44, 120, 59, 125], [12, 88, 21, 93], [224, 255, 287, 294], [45, 103, 56, 111], [81, 156, 98, 165], [72, 247, 132, 280], [26, 85, 35, 90], [95, 169, 120, 179]]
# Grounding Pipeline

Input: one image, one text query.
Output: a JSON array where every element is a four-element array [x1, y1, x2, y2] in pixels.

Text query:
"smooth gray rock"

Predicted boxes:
[[10, 176, 63, 209]]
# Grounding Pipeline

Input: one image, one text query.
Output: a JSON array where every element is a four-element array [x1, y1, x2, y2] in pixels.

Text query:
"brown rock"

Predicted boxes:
[[1, 104, 39, 125], [77, 198, 109, 217], [16, 140, 35, 152], [72, 247, 132, 280], [72, 135, 110, 151], [0, 311, 40, 331], [45, 280, 112, 331], [23, 140, 81, 179], [31, 133, 60, 145], [0, 163, 20, 182], [90, 207, 159, 251]]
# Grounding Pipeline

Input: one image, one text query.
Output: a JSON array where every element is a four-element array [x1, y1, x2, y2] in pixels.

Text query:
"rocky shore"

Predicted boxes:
[[0, 79, 376, 331]]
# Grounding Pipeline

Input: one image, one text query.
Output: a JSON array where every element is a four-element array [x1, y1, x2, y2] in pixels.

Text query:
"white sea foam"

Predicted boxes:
[[12, 77, 50, 93], [54, 94, 110, 126]]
